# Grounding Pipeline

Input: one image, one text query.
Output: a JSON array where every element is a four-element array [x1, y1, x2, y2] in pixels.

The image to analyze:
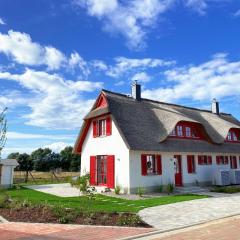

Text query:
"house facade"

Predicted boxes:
[[74, 82, 240, 193]]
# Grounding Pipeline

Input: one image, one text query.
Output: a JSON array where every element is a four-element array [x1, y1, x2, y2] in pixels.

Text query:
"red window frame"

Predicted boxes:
[[187, 155, 196, 174], [226, 129, 240, 143], [198, 155, 212, 165], [230, 156, 237, 169], [216, 156, 229, 165], [141, 154, 162, 176], [93, 116, 112, 138], [169, 122, 203, 140]]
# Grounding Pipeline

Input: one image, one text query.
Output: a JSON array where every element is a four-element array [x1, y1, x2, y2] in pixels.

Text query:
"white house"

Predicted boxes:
[[0, 159, 18, 188], [74, 82, 240, 193]]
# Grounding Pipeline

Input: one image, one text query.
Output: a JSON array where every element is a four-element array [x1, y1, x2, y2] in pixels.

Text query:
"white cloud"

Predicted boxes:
[[184, 0, 207, 15], [0, 68, 103, 129], [107, 56, 175, 78], [43, 142, 71, 153], [142, 53, 240, 102], [75, 0, 174, 49], [7, 132, 74, 140], [131, 72, 151, 83], [233, 9, 240, 17], [0, 18, 6, 25], [0, 30, 66, 70], [69, 52, 90, 76]]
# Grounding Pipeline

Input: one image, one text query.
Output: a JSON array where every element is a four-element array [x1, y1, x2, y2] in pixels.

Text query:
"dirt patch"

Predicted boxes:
[[0, 207, 151, 228]]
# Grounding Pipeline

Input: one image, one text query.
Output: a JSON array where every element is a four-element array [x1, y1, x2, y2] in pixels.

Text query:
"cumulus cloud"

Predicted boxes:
[[75, 0, 174, 49], [7, 132, 74, 140], [131, 72, 151, 83], [0, 69, 103, 129], [184, 0, 207, 15], [43, 142, 70, 153], [233, 9, 240, 17], [106, 56, 175, 78], [142, 53, 240, 102], [0, 30, 66, 70], [0, 18, 5, 25]]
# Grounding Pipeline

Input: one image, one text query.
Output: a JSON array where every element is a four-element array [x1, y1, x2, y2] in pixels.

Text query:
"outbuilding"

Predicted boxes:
[[0, 159, 18, 188]]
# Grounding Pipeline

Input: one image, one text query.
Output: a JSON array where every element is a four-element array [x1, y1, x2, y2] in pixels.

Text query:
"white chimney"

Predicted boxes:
[[131, 81, 141, 101], [211, 98, 220, 115]]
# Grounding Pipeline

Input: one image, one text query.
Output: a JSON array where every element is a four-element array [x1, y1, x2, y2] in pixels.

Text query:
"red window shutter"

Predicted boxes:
[[187, 156, 193, 173], [216, 156, 220, 165], [208, 156, 212, 165], [106, 117, 112, 136], [90, 156, 96, 185], [232, 156, 237, 169], [93, 120, 98, 138], [141, 155, 147, 176], [225, 156, 229, 165], [156, 155, 162, 175], [234, 157, 237, 169], [107, 155, 115, 188]]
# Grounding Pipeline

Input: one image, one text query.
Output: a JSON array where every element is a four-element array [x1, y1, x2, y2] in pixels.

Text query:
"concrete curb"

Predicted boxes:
[[120, 214, 240, 240], [0, 215, 9, 223]]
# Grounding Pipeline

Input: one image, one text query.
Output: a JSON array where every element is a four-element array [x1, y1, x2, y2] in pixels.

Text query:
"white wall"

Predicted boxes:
[[129, 151, 240, 190], [129, 151, 175, 190], [81, 116, 130, 190], [0, 166, 14, 186]]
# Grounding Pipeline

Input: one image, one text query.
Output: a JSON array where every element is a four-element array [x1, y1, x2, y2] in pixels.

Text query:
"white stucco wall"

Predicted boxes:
[[0, 165, 14, 186], [81, 116, 130, 190], [129, 151, 240, 191], [129, 151, 175, 191]]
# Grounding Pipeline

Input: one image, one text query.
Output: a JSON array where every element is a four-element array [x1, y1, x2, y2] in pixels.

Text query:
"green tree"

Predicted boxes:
[[17, 153, 33, 182], [43, 152, 61, 171], [0, 108, 7, 158], [7, 152, 20, 159], [60, 146, 81, 172], [31, 148, 52, 171]]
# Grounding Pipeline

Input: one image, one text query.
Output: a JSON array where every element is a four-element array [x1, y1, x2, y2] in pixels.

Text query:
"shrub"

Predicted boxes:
[[114, 185, 121, 195], [137, 187, 145, 197], [166, 183, 174, 194], [117, 214, 142, 226]]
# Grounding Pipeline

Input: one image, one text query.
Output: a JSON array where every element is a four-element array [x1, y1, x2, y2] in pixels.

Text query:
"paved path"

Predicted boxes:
[[0, 222, 154, 240], [134, 215, 240, 240], [26, 183, 81, 197], [139, 194, 240, 230]]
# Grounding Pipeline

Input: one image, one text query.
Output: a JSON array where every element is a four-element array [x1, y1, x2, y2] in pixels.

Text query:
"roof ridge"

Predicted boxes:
[[102, 89, 231, 116]]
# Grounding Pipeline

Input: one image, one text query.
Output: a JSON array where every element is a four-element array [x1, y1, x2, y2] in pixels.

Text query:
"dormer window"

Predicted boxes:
[[226, 129, 240, 142], [169, 122, 202, 139], [93, 116, 112, 138]]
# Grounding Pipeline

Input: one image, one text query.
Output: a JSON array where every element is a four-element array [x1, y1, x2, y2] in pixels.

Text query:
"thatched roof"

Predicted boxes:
[[74, 90, 240, 154]]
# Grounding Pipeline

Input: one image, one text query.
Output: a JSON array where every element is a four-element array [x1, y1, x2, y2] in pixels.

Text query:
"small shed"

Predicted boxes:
[[0, 159, 18, 188]]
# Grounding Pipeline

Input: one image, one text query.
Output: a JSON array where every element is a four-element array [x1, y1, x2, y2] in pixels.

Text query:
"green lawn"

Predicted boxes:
[[6, 187, 208, 213]]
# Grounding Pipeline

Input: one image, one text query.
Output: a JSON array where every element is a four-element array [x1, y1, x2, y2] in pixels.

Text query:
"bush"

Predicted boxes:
[[211, 186, 240, 194], [137, 187, 145, 197], [117, 214, 142, 226], [166, 183, 174, 194], [114, 185, 121, 195]]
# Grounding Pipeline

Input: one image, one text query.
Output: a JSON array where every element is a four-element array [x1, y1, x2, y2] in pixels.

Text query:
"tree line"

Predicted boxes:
[[8, 146, 81, 172]]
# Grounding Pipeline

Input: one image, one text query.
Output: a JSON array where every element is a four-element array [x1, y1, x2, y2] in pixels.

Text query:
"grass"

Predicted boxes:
[[211, 186, 240, 194], [5, 187, 208, 213]]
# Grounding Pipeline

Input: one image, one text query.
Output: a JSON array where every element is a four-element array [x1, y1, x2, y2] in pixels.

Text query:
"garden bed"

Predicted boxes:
[[0, 206, 150, 228], [211, 186, 240, 194]]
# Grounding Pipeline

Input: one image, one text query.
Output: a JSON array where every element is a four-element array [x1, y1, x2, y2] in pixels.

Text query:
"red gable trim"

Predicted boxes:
[[96, 94, 107, 108]]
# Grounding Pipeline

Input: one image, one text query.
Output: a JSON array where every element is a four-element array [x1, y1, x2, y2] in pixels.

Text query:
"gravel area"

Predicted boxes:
[[26, 183, 82, 197]]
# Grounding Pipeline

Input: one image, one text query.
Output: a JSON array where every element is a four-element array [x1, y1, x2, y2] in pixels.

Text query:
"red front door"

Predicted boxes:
[[174, 155, 183, 186]]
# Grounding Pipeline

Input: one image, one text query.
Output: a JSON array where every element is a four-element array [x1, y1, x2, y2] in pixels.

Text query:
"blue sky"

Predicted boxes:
[[0, 0, 240, 157]]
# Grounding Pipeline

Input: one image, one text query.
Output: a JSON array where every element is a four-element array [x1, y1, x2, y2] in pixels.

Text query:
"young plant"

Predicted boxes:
[[137, 187, 145, 197], [166, 183, 174, 194], [114, 185, 121, 195]]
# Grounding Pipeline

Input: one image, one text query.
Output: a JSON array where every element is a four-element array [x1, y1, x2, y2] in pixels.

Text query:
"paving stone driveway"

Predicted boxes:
[[139, 194, 240, 230], [0, 222, 154, 240]]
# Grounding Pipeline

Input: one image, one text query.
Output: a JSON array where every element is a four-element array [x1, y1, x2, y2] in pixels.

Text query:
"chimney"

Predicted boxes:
[[131, 81, 141, 101], [211, 98, 220, 115]]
